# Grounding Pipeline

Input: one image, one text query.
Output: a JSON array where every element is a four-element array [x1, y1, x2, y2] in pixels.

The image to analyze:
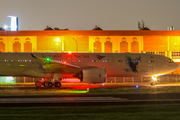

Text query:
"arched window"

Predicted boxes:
[[26, 38, 30, 41], [120, 38, 128, 53], [14, 38, 19, 41], [131, 41, 139, 53], [13, 38, 21, 52], [0, 38, 5, 52], [24, 38, 32, 52], [13, 42, 21, 52], [106, 37, 111, 40], [122, 37, 126, 41], [94, 40, 101, 53], [105, 41, 112, 53], [95, 37, 100, 41]]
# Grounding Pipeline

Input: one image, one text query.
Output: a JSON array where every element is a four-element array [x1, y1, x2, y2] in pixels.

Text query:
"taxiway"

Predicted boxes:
[[0, 83, 180, 106], [0, 93, 179, 106]]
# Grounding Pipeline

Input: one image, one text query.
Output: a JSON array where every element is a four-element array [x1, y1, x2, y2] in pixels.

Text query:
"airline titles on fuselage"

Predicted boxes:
[[42, 54, 90, 59]]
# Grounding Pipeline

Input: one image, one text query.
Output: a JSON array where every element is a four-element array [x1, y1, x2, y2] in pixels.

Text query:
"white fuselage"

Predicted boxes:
[[0, 53, 178, 78]]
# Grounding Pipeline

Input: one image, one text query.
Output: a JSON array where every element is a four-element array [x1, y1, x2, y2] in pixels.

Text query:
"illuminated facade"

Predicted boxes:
[[0, 30, 180, 82], [0, 31, 179, 57]]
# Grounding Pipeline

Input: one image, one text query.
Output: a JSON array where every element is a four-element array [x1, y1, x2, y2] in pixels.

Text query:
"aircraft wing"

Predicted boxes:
[[31, 54, 80, 72]]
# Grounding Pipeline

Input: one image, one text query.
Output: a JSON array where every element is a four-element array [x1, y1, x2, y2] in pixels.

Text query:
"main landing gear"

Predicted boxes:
[[35, 80, 62, 88], [151, 76, 157, 86]]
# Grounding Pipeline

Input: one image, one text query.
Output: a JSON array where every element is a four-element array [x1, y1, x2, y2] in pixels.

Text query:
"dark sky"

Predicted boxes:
[[0, 0, 180, 30]]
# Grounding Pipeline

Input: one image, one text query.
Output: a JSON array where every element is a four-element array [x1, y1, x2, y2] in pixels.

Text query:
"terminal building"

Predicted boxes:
[[0, 30, 180, 83]]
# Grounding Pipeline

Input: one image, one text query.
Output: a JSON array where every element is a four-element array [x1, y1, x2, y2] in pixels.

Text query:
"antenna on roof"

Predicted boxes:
[[138, 20, 150, 30]]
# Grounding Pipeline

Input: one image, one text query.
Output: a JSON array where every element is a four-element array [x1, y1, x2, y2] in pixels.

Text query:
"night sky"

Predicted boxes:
[[0, 0, 180, 30]]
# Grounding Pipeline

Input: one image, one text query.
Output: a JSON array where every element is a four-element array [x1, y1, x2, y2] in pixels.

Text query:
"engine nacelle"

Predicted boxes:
[[75, 68, 106, 83]]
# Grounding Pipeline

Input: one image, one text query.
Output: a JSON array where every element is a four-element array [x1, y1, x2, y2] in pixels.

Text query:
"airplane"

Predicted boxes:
[[0, 52, 178, 88]]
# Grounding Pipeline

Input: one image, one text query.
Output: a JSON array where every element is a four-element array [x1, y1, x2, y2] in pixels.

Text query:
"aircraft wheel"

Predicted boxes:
[[54, 82, 61, 88], [151, 82, 155, 86], [35, 81, 42, 88], [42, 82, 45, 87], [45, 82, 53, 88]]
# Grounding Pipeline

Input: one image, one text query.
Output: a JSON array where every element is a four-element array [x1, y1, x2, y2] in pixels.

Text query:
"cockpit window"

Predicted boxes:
[[168, 59, 174, 63]]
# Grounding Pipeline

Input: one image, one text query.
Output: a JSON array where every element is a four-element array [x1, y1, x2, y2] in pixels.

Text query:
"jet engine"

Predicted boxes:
[[74, 67, 106, 83]]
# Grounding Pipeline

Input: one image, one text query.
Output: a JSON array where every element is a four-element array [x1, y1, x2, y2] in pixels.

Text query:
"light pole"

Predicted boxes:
[[73, 38, 78, 52]]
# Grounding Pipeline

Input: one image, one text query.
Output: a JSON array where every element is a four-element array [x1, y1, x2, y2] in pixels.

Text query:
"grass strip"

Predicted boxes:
[[88, 87, 180, 94], [0, 86, 180, 95], [0, 104, 180, 120]]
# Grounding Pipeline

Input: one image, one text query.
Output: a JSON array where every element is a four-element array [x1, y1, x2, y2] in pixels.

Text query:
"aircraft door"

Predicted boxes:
[[108, 56, 114, 66], [154, 56, 163, 74], [149, 56, 157, 75]]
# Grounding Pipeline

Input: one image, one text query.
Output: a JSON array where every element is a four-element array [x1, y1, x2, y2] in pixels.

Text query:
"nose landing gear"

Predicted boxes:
[[151, 76, 157, 86]]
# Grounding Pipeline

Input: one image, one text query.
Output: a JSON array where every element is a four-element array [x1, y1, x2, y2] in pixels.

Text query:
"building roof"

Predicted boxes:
[[0, 28, 5, 31], [140, 27, 151, 30], [92, 26, 103, 30], [44, 26, 54, 30], [0, 30, 180, 36]]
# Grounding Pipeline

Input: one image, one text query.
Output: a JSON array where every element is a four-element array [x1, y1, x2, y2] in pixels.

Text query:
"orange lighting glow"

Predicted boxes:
[[152, 76, 157, 81]]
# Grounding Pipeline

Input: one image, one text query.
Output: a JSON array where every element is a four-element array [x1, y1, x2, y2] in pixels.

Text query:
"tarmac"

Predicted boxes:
[[0, 82, 180, 106]]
